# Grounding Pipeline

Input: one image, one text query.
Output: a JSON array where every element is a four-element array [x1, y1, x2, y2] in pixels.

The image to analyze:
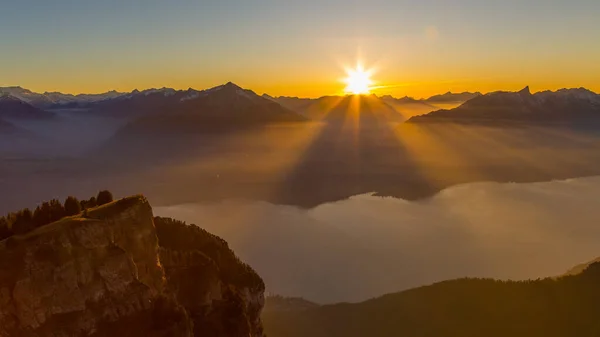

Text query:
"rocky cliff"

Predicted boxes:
[[0, 196, 265, 337]]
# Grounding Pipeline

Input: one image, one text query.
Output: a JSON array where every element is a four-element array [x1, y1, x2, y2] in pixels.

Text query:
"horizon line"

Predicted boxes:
[[1, 83, 598, 101]]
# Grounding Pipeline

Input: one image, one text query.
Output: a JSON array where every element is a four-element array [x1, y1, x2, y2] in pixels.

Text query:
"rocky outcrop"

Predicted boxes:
[[155, 217, 265, 337], [0, 196, 265, 337]]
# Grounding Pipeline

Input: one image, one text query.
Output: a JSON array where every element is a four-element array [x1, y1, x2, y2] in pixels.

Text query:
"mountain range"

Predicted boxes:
[[2, 84, 600, 130], [264, 93, 480, 121], [0, 86, 124, 109], [409, 86, 600, 124], [425, 91, 482, 103], [0, 85, 482, 114]]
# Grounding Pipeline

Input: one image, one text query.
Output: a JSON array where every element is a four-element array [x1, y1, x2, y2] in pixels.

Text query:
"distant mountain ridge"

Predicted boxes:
[[268, 93, 481, 121], [408, 86, 600, 124], [424, 91, 482, 103], [0, 86, 124, 108], [0, 94, 54, 120], [266, 94, 405, 122], [0, 85, 489, 113], [6, 84, 599, 126]]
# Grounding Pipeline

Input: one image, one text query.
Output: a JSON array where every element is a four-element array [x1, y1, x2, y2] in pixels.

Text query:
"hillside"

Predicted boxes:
[[263, 262, 600, 337], [408, 87, 600, 125], [0, 195, 265, 337], [0, 94, 54, 120]]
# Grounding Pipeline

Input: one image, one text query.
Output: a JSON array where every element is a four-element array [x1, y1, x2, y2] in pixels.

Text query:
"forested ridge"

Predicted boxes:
[[264, 262, 600, 337], [0, 190, 114, 240]]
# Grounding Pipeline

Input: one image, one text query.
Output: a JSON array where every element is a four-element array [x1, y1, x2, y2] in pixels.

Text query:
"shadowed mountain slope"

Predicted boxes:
[[271, 95, 404, 122], [0, 94, 54, 120], [409, 87, 600, 125], [106, 82, 307, 136], [264, 261, 600, 337]]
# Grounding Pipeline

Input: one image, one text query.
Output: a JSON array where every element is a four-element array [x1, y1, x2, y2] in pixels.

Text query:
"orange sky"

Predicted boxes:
[[2, 1, 599, 99]]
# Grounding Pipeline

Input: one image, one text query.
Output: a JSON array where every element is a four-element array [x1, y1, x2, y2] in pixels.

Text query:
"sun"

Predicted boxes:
[[344, 64, 373, 95]]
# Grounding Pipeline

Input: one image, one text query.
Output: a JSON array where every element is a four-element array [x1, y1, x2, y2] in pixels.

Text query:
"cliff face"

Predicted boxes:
[[0, 196, 265, 337], [155, 217, 265, 337]]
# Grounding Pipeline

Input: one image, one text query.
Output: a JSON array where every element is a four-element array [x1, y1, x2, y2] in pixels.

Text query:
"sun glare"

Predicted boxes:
[[344, 64, 373, 95]]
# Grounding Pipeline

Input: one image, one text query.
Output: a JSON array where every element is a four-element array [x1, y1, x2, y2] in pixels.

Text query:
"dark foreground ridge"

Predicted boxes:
[[0, 195, 265, 337], [263, 261, 600, 337]]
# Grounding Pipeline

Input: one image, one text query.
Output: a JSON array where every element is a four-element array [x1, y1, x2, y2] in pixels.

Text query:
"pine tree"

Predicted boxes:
[[87, 197, 97, 208], [64, 196, 81, 216], [48, 199, 65, 223], [32, 203, 49, 228], [96, 190, 114, 206], [12, 208, 34, 235], [0, 216, 11, 241]]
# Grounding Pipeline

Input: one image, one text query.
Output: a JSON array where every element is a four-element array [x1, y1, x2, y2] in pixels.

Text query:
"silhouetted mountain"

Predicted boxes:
[[0, 86, 124, 108], [0, 94, 54, 119], [261, 93, 275, 101], [380, 95, 422, 104], [270, 95, 404, 122], [268, 96, 316, 115], [408, 87, 600, 124], [111, 82, 307, 136], [379, 95, 438, 117], [263, 261, 600, 337], [424, 91, 482, 103]]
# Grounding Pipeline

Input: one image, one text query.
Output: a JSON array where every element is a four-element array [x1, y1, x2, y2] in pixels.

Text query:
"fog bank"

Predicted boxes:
[[156, 177, 600, 303]]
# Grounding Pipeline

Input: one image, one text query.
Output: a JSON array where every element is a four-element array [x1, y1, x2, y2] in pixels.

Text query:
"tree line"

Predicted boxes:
[[0, 190, 114, 241]]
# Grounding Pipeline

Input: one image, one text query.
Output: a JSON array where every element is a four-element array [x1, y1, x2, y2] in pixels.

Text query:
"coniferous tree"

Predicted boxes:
[[64, 196, 81, 216], [32, 206, 42, 227], [48, 199, 65, 223], [96, 190, 114, 206], [0, 216, 11, 241], [87, 197, 97, 208], [36, 202, 51, 227], [11, 208, 34, 235], [32, 204, 48, 228]]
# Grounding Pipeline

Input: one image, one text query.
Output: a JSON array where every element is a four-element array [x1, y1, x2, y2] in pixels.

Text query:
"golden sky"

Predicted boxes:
[[1, 1, 599, 98]]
